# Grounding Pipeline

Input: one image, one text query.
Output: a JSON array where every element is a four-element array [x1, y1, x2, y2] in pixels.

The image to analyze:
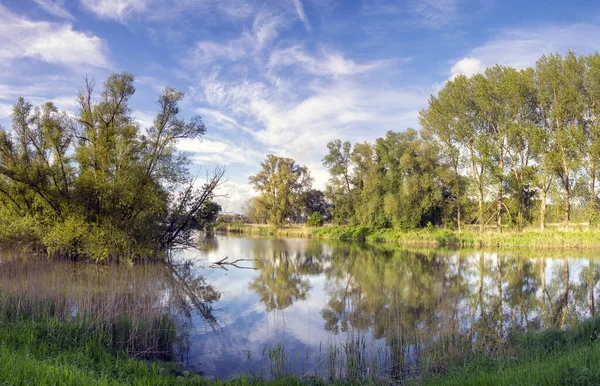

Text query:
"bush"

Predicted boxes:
[[307, 212, 323, 227]]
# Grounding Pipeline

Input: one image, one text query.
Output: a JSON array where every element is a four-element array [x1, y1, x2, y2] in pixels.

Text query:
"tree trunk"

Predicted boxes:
[[590, 161, 596, 204], [564, 189, 571, 229], [540, 188, 547, 231], [478, 189, 484, 233], [562, 149, 571, 228], [497, 181, 503, 233], [497, 149, 504, 232], [455, 165, 461, 232]]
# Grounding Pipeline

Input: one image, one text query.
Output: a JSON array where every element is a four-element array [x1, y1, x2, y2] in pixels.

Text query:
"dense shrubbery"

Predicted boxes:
[[0, 73, 224, 260]]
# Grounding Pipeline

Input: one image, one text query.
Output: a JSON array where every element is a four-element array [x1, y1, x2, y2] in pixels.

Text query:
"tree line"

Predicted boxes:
[[0, 72, 224, 260], [248, 51, 600, 231]]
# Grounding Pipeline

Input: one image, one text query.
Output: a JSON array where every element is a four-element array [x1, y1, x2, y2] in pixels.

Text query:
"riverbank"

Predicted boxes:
[[5, 312, 600, 385], [216, 223, 600, 248], [0, 316, 332, 385], [419, 316, 600, 385]]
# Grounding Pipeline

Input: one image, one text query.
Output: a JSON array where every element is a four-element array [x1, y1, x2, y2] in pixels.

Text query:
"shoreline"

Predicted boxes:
[[4, 313, 600, 385], [213, 224, 600, 249]]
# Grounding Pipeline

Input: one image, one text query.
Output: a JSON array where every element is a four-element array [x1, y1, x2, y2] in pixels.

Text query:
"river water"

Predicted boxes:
[[2, 234, 599, 380]]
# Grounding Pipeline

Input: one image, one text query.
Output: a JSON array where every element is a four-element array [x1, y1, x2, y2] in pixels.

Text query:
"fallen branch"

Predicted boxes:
[[209, 256, 257, 270]]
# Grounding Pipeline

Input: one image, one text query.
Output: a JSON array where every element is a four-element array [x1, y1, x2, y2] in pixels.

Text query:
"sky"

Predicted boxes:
[[1, 0, 600, 212]]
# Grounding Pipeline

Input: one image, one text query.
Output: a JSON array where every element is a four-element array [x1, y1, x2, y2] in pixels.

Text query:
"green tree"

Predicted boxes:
[[248, 154, 312, 225], [0, 72, 224, 259], [194, 201, 221, 230], [323, 139, 354, 223], [536, 52, 585, 226]]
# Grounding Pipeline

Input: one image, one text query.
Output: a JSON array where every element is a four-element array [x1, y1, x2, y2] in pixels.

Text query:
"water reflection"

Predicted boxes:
[[3, 237, 600, 380], [191, 236, 600, 379], [0, 252, 221, 359]]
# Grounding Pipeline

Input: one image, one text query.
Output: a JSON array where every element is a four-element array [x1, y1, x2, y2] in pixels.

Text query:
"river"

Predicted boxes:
[[1, 234, 598, 380]]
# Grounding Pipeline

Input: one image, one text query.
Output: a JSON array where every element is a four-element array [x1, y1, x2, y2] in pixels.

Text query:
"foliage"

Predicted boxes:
[[420, 316, 600, 386], [248, 154, 313, 225], [316, 51, 600, 232], [0, 73, 224, 260], [194, 201, 222, 230], [307, 212, 324, 227]]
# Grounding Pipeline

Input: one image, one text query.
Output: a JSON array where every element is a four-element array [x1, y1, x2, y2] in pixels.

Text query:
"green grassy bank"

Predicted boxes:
[[5, 313, 600, 385], [419, 316, 600, 386], [0, 317, 341, 386], [216, 223, 600, 248]]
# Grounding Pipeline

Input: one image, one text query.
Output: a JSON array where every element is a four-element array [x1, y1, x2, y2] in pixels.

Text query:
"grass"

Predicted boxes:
[[0, 317, 345, 385], [219, 223, 600, 248], [6, 315, 600, 386], [4, 289, 600, 385], [418, 316, 600, 386]]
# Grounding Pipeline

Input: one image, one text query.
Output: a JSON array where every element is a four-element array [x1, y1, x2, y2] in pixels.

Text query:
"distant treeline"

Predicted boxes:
[[0, 73, 224, 260], [246, 51, 600, 231]]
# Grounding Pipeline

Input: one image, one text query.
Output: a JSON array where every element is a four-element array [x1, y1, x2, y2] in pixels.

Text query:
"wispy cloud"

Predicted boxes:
[[80, 0, 256, 24], [34, 0, 75, 20], [80, 0, 147, 23], [0, 5, 109, 68], [269, 46, 384, 77], [291, 0, 311, 32], [411, 0, 461, 29], [180, 136, 264, 166], [449, 23, 600, 77], [187, 11, 286, 67]]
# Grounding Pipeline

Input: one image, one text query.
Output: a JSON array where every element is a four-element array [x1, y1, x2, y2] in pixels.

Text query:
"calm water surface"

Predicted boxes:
[[2, 235, 600, 379]]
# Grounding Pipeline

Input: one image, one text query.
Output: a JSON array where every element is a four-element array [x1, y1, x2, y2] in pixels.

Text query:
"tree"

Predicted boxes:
[[248, 154, 312, 225], [583, 52, 600, 221], [194, 201, 222, 230], [301, 189, 331, 222], [536, 52, 584, 227], [323, 139, 354, 223], [0, 72, 224, 259]]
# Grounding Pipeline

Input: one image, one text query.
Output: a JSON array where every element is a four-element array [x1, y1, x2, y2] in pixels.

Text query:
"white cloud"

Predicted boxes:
[[269, 46, 383, 77], [449, 23, 600, 78], [34, 0, 75, 20], [0, 5, 109, 68], [187, 12, 286, 67], [183, 7, 424, 197], [412, 0, 460, 29], [213, 180, 257, 213], [133, 110, 156, 129], [80, 0, 256, 24], [80, 0, 147, 23], [450, 57, 485, 79], [291, 0, 311, 32], [180, 137, 263, 166], [196, 108, 254, 134], [0, 103, 12, 121]]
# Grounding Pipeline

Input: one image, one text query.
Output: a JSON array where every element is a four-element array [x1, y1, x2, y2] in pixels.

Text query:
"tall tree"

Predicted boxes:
[[536, 52, 585, 227], [249, 154, 312, 225], [323, 139, 354, 224], [583, 52, 600, 220]]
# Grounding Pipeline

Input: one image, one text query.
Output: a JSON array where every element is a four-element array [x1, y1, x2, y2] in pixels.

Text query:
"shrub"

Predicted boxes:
[[307, 212, 323, 227]]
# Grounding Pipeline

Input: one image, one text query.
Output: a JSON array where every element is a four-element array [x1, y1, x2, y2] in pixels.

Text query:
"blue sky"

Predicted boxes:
[[1, 0, 600, 212]]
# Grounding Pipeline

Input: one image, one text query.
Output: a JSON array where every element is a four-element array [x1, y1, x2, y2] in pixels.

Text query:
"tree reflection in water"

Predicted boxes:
[[0, 252, 222, 358], [238, 240, 600, 379]]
